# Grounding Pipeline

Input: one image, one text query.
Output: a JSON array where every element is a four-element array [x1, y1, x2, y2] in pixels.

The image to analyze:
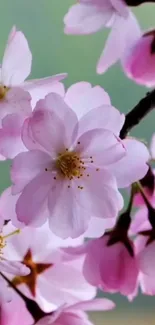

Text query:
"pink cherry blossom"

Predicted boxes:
[[0, 26, 66, 160], [64, 2, 141, 74], [122, 29, 155, 87], [63, 234, 139, 296], [2, 222, 96, 312], [36, 298, 115, 325], [9, 92, 127, 238]]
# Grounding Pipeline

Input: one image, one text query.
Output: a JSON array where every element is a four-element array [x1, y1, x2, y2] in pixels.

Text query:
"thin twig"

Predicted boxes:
[[120, 89, 155, 139]]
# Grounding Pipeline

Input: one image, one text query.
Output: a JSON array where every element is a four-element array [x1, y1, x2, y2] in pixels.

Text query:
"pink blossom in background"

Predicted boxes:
[[122, 29, 155, 87], [64, 2, 141, 75], [36, 298, 115, 325], [63, 234, 139, 296], [64, 0, 129, 35], [2, 222, 96, 312], [0, 26, 66, 160]]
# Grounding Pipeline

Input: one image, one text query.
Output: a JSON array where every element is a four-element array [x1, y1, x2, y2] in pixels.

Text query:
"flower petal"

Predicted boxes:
[[23, 74, 66, 108], [70, 298, 115, 311], [65, 82, 111, 120], [11, 150, 52, 194], [0, 259, 30, 276], [2, 27, 32, 86], [48, 181, 90, 239], [64, 3, 113, 35], [97, 12, 141, 74], [76, 129, 126, 166], [78, 105, 125, 137], [139, 241, 155, 277], [16, 172, 52, 226], [0, 88, 31, 126], [30, 107, 67, 155], [34, 93, 78, 147], [109, 138, 150, 188], [73, 167, 124, 218], [0, 187, 23, 228], [0, 114, 27, 159]]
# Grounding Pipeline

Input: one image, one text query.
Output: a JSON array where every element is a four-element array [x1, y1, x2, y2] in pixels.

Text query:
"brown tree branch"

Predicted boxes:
[[120, 89, 155, 139]]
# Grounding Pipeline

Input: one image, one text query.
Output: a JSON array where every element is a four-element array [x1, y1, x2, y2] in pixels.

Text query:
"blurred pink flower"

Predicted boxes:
[[36, 298, 115, 325], [64, 1, 141, 74], [0, 26, 66, 160], [122, 29, 155, 87], [3, 222, 96, 312], [63, 233, 139, 296]]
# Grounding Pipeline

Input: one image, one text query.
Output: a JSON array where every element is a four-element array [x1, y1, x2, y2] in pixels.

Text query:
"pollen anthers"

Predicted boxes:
[[0, 85, 9, 100], [0, 235, 6, 255], [55, 149, 84, 180], [0, 229, 20, 257]]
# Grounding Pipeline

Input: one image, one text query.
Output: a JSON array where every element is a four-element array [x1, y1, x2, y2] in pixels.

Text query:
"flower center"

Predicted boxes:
[[55, 150, 85, 180], [0, 85, 9, 100]]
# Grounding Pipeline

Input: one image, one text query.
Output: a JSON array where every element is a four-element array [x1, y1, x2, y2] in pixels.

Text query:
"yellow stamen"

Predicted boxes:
[[3, 229, 20, 240]]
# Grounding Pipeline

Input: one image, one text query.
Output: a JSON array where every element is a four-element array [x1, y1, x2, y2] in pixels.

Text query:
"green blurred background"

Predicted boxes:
[[0, 0, 155, 323]]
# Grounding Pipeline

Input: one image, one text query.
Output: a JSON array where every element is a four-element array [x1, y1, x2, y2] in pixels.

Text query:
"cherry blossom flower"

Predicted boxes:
[[122, 29, 155, 87], [8, 92, 128, 238], [2, 222, 96, 312], [2, 86, 148, 238], [36, 298, 115, 325], [63, 232, 139, 296], [64, 1, 140, 74], [0, 26, 66, 160]]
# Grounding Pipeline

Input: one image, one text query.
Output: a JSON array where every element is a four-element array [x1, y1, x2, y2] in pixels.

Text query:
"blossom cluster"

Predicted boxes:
[[0, 0, 155, 324]]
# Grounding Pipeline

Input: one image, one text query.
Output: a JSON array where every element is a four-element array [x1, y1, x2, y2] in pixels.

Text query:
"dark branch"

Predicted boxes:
[[0, 272, 46, 322], [120, 89, 155, 139]]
